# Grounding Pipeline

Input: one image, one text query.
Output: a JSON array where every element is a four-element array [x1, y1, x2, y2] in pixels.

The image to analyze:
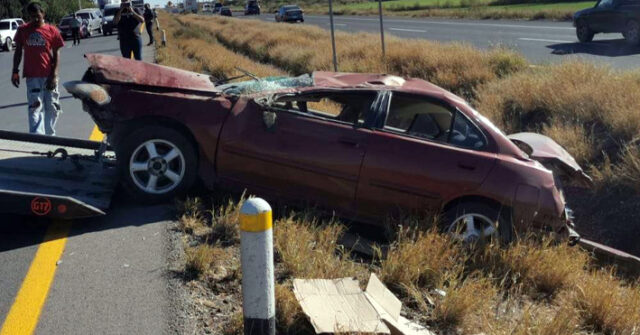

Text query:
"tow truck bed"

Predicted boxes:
[[0, 131, 118, 219]]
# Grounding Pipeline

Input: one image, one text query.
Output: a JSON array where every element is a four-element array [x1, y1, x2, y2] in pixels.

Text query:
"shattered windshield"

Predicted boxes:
[[217, 74, 313, 95]]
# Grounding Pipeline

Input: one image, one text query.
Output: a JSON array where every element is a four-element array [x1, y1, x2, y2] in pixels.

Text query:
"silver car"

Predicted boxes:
[[75, 8, 103, 37]]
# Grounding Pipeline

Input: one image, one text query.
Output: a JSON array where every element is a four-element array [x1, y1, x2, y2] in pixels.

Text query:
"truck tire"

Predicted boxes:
[[116, 126, 198, 203], [576, 20, 594, 43], [443, 201, 513, 244], [5, 37, 12, 51], [624, 20, 640, 45]]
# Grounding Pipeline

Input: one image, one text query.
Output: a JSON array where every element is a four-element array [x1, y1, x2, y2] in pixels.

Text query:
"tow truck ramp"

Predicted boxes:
[[0, 130, 118, 219]]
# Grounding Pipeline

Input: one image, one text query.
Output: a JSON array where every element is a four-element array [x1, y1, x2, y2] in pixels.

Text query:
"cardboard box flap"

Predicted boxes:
[[293, 278, 390, 334]]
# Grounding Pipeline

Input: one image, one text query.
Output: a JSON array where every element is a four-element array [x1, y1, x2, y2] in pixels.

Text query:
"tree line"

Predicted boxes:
[[0, 0, 95, 24]]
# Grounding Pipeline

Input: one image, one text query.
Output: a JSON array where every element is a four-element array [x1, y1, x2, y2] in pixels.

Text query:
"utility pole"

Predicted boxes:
[[378, 0, 385, 60], [328, 0, 338, 72], [78, 0, 83, 10]]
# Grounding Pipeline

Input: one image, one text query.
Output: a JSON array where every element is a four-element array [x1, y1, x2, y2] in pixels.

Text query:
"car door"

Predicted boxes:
[[589, 0, 618, 32], [217, 90, 378, 214], [355, 92, 498, 222]]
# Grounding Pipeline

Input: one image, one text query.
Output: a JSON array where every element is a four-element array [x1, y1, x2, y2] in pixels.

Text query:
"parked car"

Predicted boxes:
[[203, 3, 212, 12], [573, 0, 640, 44], [76, 8, 103, 37], [101, 4, 120, 35], [275, 5, 304, 22], [0, 18, 24, 51], [58, 15, 88, 40], [245, 0, 260, 15], [213, 2, 223, 12], [65, 54, 590, 243], [220, 7, 233, 16]]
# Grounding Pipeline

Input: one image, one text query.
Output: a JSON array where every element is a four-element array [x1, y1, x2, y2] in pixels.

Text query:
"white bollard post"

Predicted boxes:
[[161, 29, 167, 47], [240, 198, 275, 335]]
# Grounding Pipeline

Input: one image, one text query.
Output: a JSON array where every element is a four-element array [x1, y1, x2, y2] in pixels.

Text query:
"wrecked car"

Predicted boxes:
[[65, 53, 591, 242]]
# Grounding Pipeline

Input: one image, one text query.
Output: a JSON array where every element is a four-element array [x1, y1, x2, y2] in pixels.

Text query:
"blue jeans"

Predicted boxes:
[[26, 77, 61, 135], [120, 37, 142, 60]]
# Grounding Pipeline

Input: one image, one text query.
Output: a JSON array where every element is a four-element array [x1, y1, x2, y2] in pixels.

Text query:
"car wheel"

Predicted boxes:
[[116, 126, 198, 203], [624, 20, 640, 45], [301, 18, 304, 22], [443, 202, 513, 244], [87, 28, 92, 37], [103, 29, 108, 36], [4, 37, 12, 52], [576, 20, 594, 43]]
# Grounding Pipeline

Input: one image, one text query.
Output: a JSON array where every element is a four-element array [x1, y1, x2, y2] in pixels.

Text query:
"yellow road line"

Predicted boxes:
[[0, 221, 71, 335], [89, 125, 104, 142]]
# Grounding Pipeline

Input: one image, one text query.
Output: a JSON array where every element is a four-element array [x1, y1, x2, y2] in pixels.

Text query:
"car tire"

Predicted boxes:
[[4, 37, 12, 52], [576, 20, 594, 43], [443, 201, 513, 244], [103, 29, 108, 36], [301, 18, 304, 22], [624, 20, 640, 45], [116, 126, 198, 204]]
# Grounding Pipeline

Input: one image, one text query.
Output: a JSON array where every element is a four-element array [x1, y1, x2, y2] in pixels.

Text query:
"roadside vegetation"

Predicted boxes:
[[261, 0, 595, 20], [157, 12, 640, 334]]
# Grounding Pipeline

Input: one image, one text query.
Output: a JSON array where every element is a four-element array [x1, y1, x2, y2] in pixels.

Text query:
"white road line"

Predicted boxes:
[[390, 27, 426, 33], [306, 15, 574, 30], [519, 37, 573, 43], [327, 23, 347, 26]]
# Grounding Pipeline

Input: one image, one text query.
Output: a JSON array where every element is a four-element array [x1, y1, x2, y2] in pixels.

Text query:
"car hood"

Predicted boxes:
[[85, 53, 220, 93], [573, 7, 594, 19], [508, 132, 592, 186], [104, 16, 114, 22]]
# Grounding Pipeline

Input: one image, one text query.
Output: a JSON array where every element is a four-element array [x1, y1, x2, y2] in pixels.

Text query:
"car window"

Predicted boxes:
[[449, 112, 487, 150], [11, 22, 17, 29], [384, 94, 453, 141], [0, 22, 9, 30], [273, 92, 376, 126], [597, 0, 614, 8]]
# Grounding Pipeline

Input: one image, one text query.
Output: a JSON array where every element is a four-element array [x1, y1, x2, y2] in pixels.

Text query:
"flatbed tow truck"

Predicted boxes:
[[0, 129, 117, 219]]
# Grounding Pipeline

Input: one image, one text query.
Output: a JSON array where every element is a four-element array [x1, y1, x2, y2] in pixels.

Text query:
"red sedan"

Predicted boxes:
[[65, 54, 590, 242]]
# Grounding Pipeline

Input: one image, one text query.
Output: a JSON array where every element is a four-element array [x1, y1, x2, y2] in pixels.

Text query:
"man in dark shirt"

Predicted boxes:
[[143, 4, 156, 46], [114, 0, 144, 60]]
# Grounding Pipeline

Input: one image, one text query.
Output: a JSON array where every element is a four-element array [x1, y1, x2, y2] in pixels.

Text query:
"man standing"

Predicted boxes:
[[143, 4, 156, 46], [11, 2, 64, 135], [114, 0, 144, 60], [70, 13, 81, 46]]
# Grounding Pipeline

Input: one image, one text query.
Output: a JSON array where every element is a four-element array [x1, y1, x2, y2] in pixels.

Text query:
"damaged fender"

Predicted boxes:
[[508, 132, 593, 187]]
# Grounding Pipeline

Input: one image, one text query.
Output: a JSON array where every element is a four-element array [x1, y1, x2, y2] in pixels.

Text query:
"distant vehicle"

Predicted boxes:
[[213, 2, 223, 13], [132, 0, 145, 11], [98, 0, 121, 10], [220, 6, 233, 16], [275, 5, 303, 23], [76, 8, 103, 36], [203, 3, 212, 12], [184, 0, 198, 13], [573, 0, 640, 45], [245, 0, 260, 15], [0, 18, 24, 52], [102, 4, 120, 35], [58, 15, 88, 40]]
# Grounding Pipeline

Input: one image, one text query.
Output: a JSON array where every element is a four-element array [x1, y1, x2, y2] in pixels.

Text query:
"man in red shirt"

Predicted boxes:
[[11, 2, 64, 135]]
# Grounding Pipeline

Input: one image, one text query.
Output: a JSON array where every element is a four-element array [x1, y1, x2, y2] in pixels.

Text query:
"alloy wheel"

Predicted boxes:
[[129, 139, 186, 194]]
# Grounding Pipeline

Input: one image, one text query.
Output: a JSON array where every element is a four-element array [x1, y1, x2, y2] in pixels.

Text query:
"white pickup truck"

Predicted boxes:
[[0, 18, 25, 52]]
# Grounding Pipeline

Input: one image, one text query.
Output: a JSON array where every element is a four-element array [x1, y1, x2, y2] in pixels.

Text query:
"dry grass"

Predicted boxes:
[[569, 270, 640, 334], [475, 61, 640, 190], [156, 12, 283, 78], [179, 15, 526, 100], [274, 215, 369, 280], [275, 283, 312, 334], [185, 244, 226, 278]]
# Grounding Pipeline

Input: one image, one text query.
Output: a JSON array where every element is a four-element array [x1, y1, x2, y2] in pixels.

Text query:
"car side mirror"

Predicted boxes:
[[262, 110, 277, 132]]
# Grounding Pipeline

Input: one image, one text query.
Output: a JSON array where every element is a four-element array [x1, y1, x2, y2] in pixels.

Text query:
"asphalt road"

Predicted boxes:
[[238, 14, 640, 69], [0, 31, 173, 334]]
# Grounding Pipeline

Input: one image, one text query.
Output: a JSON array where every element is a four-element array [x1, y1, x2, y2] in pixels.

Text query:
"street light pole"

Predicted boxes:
[[328, 0, 338, 72]]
